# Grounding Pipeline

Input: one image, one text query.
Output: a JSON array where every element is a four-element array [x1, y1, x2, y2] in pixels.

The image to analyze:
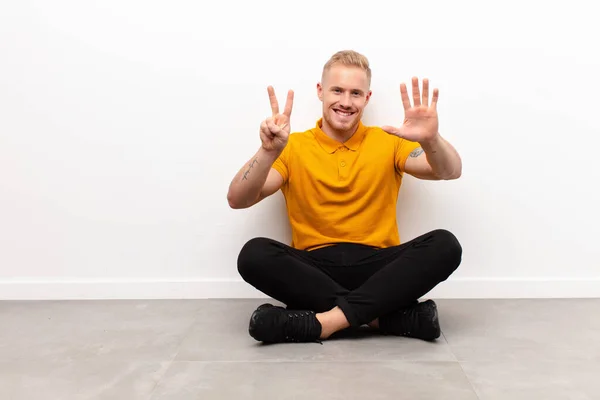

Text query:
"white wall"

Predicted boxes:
[[1, 0, 599, 300]]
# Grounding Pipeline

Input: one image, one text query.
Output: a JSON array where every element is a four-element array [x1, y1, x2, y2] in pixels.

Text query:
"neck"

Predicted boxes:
[[321, 119, 359, 143]]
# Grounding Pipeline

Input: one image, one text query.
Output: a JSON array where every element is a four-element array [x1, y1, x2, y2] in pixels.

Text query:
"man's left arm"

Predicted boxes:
[[404, 134, 462, 180], [383, 77, 462, 181]]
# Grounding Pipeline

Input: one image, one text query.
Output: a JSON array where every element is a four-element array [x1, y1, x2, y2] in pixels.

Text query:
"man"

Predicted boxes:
[[227, 50, 463, 344]]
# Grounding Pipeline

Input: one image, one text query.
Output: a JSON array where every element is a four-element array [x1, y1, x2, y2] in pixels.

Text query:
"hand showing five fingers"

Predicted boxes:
[[260, 86, 294, 154], [382, 77, 440, 144]]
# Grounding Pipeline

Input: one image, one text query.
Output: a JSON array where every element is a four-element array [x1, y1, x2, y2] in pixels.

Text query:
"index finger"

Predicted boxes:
[[400, 83, 411, 110], [267, 86, 279, 116], [283, 89, 294, 118]]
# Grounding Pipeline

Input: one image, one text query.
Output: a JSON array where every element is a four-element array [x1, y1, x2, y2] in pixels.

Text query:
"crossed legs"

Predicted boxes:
[[237, 229, 462, 341]]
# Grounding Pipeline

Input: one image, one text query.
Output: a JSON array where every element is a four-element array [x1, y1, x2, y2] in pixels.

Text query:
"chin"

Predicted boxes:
[[332, 120, 355, 131]]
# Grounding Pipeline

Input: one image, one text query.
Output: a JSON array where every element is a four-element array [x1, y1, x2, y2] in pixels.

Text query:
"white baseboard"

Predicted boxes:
[[0, 277, 599, 300]]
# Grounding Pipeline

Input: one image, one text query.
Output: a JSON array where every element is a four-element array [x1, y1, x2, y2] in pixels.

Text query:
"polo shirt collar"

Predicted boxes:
[[312, 118, 368, 153]]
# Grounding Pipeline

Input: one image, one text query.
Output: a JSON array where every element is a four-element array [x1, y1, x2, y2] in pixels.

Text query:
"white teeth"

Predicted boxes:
[[335, 110, 352, 116]]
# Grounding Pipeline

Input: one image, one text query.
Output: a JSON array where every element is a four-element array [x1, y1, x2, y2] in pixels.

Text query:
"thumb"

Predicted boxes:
[[381, 125, 403, 138]]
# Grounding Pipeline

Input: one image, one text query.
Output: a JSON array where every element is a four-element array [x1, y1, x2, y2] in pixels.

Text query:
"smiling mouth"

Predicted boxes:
[[334, 109, 355, 117]]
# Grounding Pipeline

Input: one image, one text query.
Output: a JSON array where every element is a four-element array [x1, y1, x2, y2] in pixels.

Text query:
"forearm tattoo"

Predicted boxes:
[[242, 158, 258, 180]]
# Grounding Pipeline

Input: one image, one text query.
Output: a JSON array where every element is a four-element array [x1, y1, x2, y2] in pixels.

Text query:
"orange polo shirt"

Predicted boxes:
[[272, 118, 421, 251]]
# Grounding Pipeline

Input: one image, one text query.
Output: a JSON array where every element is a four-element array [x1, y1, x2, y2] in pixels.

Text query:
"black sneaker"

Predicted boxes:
[[248, 303, 322, 343], [378, 300, 441, 341]]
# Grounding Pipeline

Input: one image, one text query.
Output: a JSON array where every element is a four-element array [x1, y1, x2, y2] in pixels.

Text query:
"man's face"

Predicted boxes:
[[317, 64, 371, 135]]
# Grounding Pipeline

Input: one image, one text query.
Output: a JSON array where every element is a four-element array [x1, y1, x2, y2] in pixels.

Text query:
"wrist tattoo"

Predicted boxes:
[[242, 158, 258, 180]]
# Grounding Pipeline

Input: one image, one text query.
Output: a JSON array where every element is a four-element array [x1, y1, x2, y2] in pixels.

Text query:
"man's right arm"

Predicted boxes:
[[227, 147, 284, 209], [228, 85, 292, 209]]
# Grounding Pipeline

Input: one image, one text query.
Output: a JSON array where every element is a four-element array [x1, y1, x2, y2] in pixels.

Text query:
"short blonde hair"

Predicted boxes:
[[322, 50, 372, 84]]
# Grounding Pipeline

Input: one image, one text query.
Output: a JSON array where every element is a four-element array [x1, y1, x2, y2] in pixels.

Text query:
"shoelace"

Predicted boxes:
[[399, 308, 417, 336], [282, 311, 323, 344], [382, 307, 419, 336]]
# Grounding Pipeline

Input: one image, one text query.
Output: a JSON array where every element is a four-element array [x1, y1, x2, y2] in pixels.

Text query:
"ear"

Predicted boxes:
[[317, 82, 323, 101], [365, 89, 372, 105]]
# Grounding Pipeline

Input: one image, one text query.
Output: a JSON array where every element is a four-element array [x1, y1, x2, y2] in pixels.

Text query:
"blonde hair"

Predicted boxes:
[[322, 50, 372, 84]]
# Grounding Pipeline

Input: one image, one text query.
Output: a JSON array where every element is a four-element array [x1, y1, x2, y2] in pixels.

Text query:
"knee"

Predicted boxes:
[[237, 237, 272, 281], [431, 229, 462, 271]]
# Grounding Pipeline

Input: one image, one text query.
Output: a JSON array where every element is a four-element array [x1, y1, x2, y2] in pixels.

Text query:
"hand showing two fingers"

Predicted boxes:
[[260, 86, 294, 153]]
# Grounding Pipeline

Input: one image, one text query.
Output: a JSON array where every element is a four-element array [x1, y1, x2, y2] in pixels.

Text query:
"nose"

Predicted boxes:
[[339, 92, 352, 108]]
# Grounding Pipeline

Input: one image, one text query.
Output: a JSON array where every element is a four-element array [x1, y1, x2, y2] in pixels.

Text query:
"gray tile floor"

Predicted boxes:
[[1, 298, 599, 399]]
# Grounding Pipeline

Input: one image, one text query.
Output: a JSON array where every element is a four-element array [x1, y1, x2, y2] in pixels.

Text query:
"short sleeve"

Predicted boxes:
[[395, 137, 421, 173], [271, 141, 290, 184]]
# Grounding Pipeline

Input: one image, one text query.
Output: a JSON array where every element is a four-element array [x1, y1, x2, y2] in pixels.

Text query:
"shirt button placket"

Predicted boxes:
[[338, 146, 348, 180]]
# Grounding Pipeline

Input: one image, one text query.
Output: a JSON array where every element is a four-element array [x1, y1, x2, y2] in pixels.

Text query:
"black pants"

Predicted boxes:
[[237, 229, 462, 328]]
